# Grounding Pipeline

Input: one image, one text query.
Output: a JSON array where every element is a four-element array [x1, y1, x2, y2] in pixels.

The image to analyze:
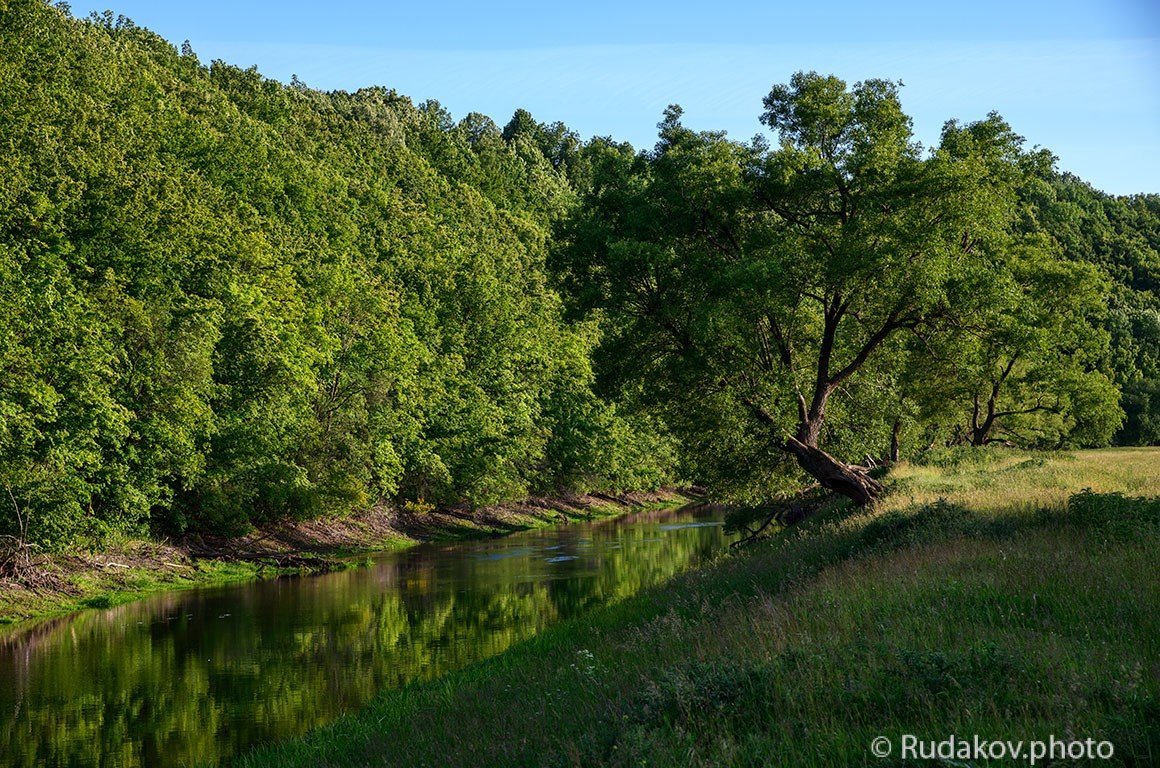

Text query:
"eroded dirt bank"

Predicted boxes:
[[0, 489, 689, 626]]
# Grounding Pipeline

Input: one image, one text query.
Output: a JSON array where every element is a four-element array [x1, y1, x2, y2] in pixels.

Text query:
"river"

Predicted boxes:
[[0, 503, 734, 767]]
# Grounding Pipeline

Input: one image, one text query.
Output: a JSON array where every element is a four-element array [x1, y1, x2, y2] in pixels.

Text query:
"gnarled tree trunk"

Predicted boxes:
[[783, 436, 883, 506], [743, 395, 885, 506]]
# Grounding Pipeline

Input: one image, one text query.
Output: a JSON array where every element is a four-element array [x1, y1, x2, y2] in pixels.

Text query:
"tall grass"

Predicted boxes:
[[887, 447, 1160, 517], [236, 448, 1160, 767]]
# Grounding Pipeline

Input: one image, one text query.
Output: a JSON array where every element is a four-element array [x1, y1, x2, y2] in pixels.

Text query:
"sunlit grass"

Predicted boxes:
[[884, 447, 1160, 517], [236, 448, 1160, 768]]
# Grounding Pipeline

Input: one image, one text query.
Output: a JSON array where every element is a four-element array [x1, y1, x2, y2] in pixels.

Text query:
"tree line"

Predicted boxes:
[[555, 75, 1158, 502], [1, 1, 1157, 546], [0, 0, 676, 548]]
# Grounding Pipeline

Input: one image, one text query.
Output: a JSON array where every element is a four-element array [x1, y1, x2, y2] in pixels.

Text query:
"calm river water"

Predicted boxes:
[[0, 503, 734, 767]]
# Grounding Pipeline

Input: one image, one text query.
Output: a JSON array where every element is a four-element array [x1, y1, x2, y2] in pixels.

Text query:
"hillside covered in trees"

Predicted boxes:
[[1, 0, 1158, 549], [0, 0, 677, 548]]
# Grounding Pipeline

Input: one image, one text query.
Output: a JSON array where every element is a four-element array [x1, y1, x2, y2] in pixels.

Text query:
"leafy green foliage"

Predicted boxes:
[[0, 0, 673, 547], [1, 2, 1156, 543], [1017, 170, 1160, 445], [554, 73, 1135, 500]]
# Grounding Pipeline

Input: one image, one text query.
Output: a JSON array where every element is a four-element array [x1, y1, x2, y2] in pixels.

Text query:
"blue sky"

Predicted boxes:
[[68, 1, 1159, 194]]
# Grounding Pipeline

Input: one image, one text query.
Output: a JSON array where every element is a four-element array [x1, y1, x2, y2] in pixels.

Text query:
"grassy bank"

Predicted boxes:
[[0, 490, 687, 628], [238, 448, 1160, 767]]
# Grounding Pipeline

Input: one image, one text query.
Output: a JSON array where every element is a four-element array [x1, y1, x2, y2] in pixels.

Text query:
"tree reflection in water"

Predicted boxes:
[[0, 504, 732, 767]]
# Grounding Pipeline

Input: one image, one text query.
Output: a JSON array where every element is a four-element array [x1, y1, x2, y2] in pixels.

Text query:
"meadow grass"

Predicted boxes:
[[886, 446, 1160, 516], [236, 447, 1160, 767]]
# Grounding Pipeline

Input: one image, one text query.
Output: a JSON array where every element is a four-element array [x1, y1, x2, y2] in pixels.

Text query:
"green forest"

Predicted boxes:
[[2, 0, 1158, 550]]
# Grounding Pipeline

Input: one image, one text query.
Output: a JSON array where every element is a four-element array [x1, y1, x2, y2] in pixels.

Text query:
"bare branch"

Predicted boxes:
[[992, 404, 1060, 419], [828, 311, 903, 386]]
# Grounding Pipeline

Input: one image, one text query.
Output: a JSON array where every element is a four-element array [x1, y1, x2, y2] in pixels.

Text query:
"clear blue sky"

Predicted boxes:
[[67, 0, 1159, 194]]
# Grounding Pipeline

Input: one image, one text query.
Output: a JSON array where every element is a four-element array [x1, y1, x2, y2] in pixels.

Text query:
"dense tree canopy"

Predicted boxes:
[[0, 0, 674, 548], [554, 74, 1133, 502], [0, 2, 1156, 546], [1017, 171, 1160, 444]]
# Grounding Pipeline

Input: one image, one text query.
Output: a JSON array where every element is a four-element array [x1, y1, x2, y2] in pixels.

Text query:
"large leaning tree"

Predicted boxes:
[[555, 72, 1030, 504]]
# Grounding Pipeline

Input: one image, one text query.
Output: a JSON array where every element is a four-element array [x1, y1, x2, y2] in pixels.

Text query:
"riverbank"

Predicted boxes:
[[0, 489, 688, 627], [238, 447, 1160, 767]]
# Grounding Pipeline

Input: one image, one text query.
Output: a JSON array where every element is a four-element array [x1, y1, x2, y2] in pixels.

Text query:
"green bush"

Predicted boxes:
[[1059, 490, 1160, 536]]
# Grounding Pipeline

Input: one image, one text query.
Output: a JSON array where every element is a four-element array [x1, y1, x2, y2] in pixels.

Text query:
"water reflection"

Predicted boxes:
[[0, 504, 733, 767]]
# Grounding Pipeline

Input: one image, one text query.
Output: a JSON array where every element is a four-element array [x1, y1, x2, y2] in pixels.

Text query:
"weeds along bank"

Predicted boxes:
[[239, 448, 1160, 767], [0, 491, 687, 627]]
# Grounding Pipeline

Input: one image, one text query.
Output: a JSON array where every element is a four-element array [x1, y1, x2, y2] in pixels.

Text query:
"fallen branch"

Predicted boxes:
[[728, 487, 831, 548]]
